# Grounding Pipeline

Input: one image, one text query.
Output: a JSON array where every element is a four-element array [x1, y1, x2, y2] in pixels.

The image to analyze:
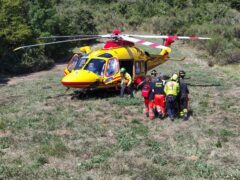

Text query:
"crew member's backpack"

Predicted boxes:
[[142, 83, 151, 98]]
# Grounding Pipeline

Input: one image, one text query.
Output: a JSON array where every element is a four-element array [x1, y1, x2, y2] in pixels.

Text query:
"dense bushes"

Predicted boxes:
[[128, 1, 240, 66], [0, 0, 97, 74], [0, 0, 239, 74], [92, 0, 239, 66]]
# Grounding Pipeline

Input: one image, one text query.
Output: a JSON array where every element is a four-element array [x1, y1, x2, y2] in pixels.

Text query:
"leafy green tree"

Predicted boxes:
[[0, 0, 32, 55], [0, 0, 34, 73]]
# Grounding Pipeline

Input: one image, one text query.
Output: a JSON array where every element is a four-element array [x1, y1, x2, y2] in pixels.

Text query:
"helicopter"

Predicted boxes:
[[15, 29, 210, 90]]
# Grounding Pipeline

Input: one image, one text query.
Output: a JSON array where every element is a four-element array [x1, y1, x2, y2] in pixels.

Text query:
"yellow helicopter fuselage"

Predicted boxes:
[[61, 40, 168, 89]]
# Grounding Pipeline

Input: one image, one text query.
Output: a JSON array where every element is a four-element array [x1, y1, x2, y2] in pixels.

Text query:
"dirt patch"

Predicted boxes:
[[186, 155, 199, 161], [0, 95, 23, 106], [228, 87, 240, 97], [44, 155, 77, 172], [6, 64, 66, 86], [0, 130, 11, 138], [50, 129, 75, 137]]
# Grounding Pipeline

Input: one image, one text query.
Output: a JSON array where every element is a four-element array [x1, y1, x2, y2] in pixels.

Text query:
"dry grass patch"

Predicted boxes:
[[0, 44, 239, 179]]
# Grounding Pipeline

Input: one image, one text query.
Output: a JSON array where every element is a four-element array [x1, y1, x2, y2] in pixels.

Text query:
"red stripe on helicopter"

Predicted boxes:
[[149, 43, 160, 47], [62, 82, 92, 86], [137, 40, 145, 44]]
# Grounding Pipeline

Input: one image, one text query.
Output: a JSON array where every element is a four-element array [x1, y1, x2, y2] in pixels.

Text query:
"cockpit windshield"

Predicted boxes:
[[74, 56, 88, 70], [67, 55, 88, 71], [84, 58, 106, 76]]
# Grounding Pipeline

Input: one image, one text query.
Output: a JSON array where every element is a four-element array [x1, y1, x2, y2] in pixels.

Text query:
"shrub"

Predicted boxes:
[[219, 48, 240, 65], [204, 36, 228, 57], [140, 16, 179, 34], [2, 48, 54, 74]]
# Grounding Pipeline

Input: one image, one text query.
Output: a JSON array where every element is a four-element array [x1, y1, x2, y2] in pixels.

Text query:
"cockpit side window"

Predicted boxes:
[[135, 62, 141, 75], [106, 58, 119, 77], [84, 59, 106, 76], [98, 53, 113, 58]]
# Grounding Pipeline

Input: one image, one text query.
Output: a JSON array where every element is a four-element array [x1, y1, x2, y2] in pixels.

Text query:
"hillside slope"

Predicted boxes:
[[0, 44, 239, 179]]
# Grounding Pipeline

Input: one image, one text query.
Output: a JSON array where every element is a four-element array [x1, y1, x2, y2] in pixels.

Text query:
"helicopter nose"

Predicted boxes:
[[61, 70, 101, 88]]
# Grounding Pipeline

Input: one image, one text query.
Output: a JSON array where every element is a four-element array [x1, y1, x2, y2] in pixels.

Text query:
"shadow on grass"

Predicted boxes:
[[0, 75, 10, 85], [49, 89, 120, 100], [187, 83, 221, 87]]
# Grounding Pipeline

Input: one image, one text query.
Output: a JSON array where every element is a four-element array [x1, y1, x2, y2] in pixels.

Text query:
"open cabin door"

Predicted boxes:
[[103, 58, 120, 85]]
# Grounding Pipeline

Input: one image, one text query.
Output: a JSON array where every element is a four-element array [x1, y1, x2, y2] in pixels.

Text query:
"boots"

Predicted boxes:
[[183, 109, 188, 121]]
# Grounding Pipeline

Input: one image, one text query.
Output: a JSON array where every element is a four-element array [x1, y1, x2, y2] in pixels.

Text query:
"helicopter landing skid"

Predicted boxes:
[[71, 89, 91, 99], [64, 87, 70, 93]]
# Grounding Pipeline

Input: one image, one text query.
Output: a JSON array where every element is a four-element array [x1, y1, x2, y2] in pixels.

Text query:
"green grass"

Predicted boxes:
[[0, 44, 239, 179]]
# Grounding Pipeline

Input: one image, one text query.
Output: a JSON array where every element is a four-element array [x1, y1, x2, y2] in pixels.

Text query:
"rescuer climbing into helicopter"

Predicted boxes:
[[120, 67, 134, 98]]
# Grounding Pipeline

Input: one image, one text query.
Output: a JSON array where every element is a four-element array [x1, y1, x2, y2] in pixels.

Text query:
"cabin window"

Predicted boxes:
[[135, 62, 141, 75], [141, 62, 145, 73], [98, 53, 113, 58], [106, 58, 119, 77], [84, 58, 106, 76]]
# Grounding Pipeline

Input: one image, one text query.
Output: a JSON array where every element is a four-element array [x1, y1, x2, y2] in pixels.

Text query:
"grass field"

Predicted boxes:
[[0, 43, 240, 179]]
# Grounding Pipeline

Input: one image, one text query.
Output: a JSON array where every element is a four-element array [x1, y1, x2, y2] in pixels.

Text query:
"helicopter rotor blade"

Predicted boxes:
[[173, 36, 211, 40], [38, 34, 113, 40], [14, 37, 100, 51], [38, 35, 101, 39], [128, 34, 211, 40], [121, 35, 171, 52], [128, 35, 168, 39]]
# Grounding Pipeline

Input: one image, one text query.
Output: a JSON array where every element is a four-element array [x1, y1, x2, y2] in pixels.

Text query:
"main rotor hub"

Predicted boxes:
[[112, 29, 122, 35]]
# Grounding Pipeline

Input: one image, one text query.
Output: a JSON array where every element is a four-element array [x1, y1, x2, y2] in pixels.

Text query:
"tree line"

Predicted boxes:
[[0, 0, 239, 74]]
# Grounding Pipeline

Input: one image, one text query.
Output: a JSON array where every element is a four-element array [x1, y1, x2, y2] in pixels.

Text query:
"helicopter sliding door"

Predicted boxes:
[[119, 60, 133, 77], [103, 58, 120, 85], [134, 61, 145, 85]]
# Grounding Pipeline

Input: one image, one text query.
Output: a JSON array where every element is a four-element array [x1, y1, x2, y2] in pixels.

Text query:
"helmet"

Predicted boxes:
[[151, 70, 157, 75], [179, 70, 186, 78], [171, 74, 178, 81], [120, 67, 126, 73]]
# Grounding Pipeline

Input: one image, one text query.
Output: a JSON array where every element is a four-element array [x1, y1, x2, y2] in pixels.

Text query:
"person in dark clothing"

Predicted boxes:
[[178, 70, 189, 120], [152, 75, 166, 119], [151, 70, 159, 82]]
